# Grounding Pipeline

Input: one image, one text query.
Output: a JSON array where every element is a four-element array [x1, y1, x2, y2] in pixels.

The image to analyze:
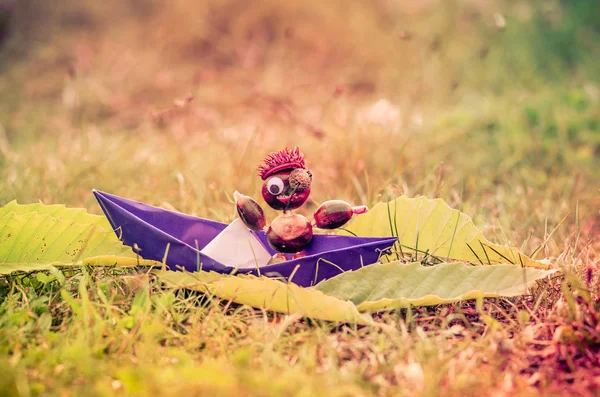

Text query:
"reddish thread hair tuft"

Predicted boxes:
[[258, 147, 306, 180]]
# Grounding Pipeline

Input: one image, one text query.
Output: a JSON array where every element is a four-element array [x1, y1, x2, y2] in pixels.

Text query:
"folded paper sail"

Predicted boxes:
[[93, 190, 398, 287], [199, 218, 273, 268]]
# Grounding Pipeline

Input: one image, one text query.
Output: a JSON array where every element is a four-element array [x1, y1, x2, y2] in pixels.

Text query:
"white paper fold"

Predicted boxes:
[[200, 219, 272, 268]]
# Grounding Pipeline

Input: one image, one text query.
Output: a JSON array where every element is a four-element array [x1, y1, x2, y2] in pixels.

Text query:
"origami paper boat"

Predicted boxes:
[[93, 190, 397, 287]]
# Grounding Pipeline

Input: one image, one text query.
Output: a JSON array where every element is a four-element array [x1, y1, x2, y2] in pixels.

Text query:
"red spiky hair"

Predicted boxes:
[[258, 146, 306, 180]]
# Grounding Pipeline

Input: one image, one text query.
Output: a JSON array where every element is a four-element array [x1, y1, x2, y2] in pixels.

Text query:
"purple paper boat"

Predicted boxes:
[[93, 190, 397, 287]]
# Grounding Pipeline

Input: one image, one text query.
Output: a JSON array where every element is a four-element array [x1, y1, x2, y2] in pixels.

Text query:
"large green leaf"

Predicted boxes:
[[157, 270, 374, 324], [343, 196, 553, 269], [316, 262, 558, 311], [0, 203, 160, 274]]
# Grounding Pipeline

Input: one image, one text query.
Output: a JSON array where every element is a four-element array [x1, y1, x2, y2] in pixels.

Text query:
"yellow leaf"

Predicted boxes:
[[344, 196, 554, 269], [157, 270, 374, 324]]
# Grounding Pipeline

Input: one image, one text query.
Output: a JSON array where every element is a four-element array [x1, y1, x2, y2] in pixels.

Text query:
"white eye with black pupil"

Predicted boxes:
[[266, 177, 284, 195]]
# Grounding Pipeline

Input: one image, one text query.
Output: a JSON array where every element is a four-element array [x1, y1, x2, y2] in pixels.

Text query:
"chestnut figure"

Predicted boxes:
[[234, 147, 368, 256]]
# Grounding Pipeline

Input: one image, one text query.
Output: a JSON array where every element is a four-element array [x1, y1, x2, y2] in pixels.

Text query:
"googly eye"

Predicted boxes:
[[266, 177, 285, 195]]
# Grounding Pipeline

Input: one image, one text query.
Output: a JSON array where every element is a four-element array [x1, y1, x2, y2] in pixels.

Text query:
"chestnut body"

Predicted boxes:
[[266, 214, 313, 253]]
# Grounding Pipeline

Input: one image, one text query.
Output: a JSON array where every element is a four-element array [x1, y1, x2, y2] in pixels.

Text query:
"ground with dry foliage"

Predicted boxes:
[[0, 0, 599, 396]]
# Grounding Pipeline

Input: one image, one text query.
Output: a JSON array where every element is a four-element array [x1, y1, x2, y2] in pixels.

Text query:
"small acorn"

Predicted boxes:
[[234, 191, 266, 231], [267, 213, 313, 253], [289, 168, 312, 191], [314, 200, 368, 229]]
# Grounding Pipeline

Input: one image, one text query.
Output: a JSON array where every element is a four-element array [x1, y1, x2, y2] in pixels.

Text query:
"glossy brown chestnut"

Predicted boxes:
[[261, 170, 311, 211], [314, 200, 354, 229], [266, 213, 313, 253], [234, 191, 266, 231]]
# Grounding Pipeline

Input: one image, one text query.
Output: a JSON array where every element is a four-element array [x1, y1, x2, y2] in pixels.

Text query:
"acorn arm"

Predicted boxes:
[[312, 200, 368, 230], [234, 191, 268, 232]]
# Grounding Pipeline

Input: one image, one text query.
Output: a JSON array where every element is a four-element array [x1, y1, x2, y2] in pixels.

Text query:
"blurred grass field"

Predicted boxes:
[[0, 0, 599, 396]]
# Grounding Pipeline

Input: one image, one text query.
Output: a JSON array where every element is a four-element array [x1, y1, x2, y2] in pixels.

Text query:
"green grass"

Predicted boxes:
[[0, 0, 599, 395]]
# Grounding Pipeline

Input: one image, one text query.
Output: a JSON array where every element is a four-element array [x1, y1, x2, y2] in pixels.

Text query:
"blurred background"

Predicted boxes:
[[0, 0, 598, 250]]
